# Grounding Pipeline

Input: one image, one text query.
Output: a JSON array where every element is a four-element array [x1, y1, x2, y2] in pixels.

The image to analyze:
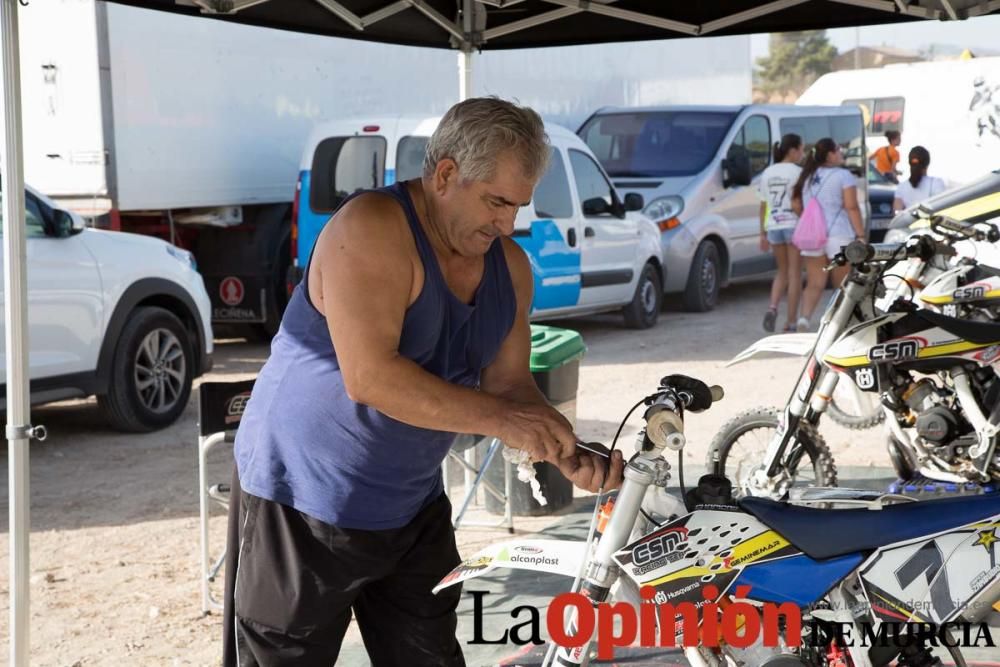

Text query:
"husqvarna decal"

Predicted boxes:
[[513, 219, 582, 312], [859, 517, 1000, 625], [613, 511, 800, 607], [433, 539, 586, 594], [854, 367, 876, 390]]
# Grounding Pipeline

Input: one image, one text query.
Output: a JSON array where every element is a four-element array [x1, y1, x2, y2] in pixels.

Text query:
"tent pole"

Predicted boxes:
[[458, 0, 473, 101], [1, 0, 32, 664], [458, 47, 472, 101]]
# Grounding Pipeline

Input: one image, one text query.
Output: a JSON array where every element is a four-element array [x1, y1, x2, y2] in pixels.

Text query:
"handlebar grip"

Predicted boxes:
[[843, 240, 873, 265], [645, 407, 685, 451]]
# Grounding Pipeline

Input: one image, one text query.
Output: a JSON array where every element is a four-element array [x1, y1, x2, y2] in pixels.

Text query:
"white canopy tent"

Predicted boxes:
[[7, 0, 1000, 664]]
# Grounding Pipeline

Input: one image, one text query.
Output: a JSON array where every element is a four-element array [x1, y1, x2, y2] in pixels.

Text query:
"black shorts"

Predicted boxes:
[[221, 469, 465, 666]]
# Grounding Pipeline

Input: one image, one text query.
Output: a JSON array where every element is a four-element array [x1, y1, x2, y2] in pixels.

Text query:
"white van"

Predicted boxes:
[[797, 57, 1000, 188], [577, 105, 868, 311], [291, 117, 666, 328]]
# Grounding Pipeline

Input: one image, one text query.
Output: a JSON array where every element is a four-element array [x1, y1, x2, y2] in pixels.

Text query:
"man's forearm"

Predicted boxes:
[[345, 354, 514, 438]]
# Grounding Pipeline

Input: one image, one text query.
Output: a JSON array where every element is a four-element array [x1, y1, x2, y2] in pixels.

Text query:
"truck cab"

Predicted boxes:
[[291, 118, 666, 328]]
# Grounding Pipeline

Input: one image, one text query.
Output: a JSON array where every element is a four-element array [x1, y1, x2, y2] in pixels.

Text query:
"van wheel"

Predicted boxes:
[[98, 306, 193, 432], [623, 262, 662, 329], [683, 241, 720, 312]]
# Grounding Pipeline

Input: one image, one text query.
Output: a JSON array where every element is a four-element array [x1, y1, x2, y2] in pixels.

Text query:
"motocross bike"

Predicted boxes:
[[435, 375, 1000, 666], [711, 220, 1000, 499], [708, 234, 955, 499]]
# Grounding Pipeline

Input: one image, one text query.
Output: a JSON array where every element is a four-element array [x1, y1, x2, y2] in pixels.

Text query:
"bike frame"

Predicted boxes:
[[752, 270, 882, 492], [543, 389, 712, 667], [749, 249, 933, 495]]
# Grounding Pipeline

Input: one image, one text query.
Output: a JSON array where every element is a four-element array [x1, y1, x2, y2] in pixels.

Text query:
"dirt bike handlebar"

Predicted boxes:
[[930, 214, 1000, 243], [643, 375, 723, 451]]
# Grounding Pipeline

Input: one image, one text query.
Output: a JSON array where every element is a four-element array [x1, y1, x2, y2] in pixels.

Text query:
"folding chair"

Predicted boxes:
[[197, 379, 255, 614], [443, 435, 515, 533]]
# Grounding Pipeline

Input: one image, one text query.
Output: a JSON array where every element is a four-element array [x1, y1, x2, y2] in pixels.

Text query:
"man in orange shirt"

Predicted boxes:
[[870, 130, 901, 183]]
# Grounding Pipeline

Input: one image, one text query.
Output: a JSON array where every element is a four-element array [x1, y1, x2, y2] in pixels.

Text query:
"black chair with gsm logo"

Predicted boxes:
[[197, 379, 254, 614]]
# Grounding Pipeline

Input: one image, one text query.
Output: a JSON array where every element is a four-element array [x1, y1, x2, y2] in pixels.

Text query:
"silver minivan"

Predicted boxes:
[[578, 105, 868, 311]]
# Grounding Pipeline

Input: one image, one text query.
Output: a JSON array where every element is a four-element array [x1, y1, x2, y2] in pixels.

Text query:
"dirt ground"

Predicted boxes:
[[0, 281, 895, 666]]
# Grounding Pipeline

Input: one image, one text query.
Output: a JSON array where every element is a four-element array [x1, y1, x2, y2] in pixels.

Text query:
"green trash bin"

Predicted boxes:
[[485, 324, 586, 516]]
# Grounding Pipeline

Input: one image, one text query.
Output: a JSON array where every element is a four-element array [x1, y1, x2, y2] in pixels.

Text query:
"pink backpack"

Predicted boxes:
[[792, 173, 838, 253], [791, 197, 828, 252]]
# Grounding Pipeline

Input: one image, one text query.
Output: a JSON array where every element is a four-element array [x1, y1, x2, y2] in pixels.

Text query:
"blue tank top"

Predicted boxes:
[[234, 182, 516, 529]]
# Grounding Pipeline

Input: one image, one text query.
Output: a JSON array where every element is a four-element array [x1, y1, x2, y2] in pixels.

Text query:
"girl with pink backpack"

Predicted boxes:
[[790, 138, 866, 332]]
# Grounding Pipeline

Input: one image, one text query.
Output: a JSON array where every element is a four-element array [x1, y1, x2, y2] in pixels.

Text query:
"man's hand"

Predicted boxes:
[[497, 402, 577, 461], [554, 450, 625, 493]]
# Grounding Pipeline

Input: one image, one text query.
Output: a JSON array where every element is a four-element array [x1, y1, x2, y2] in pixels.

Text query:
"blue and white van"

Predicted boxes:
[[291, 117, 665, 328]]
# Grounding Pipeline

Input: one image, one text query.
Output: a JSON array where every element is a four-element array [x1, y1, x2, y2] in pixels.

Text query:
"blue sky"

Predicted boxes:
[[749, 14, 1000, 62]]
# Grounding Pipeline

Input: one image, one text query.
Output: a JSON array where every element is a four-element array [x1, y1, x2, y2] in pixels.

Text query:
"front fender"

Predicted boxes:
[[726, 333, 818, 367], [433, 539, 585, 594]]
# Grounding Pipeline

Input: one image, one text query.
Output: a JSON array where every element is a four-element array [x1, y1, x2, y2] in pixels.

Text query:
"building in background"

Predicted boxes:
[[832, 46, 922, 70]]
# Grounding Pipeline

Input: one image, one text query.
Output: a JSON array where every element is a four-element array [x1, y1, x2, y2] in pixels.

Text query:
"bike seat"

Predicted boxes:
[[968, 263, 1000, 281], [916, 308, 1000, 344], [739, 493, 1000, 560]]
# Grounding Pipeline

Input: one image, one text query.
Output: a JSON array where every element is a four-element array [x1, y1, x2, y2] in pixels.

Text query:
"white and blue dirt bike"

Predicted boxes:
[[710, 223, 1000, 499], [436, 376, 1000, 666]]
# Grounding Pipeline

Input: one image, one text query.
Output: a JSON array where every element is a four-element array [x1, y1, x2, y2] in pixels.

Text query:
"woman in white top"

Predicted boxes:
[[791, 138, 866, 332], [893, 146, 946, 213], [757, 133, 804, 332]]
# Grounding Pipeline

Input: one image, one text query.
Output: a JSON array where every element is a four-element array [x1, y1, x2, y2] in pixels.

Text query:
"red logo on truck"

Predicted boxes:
[[220, 277, 244, 306]]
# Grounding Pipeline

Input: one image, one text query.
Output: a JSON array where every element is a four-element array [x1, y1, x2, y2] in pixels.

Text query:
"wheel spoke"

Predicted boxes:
[[133, 326, 188, 413]]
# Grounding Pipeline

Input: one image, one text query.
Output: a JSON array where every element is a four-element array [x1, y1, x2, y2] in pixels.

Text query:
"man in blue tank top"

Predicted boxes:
[[223, 97, 624, 666]]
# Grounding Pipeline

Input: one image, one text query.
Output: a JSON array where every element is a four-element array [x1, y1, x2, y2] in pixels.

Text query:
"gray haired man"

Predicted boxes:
[[222, 97, 624, 666]]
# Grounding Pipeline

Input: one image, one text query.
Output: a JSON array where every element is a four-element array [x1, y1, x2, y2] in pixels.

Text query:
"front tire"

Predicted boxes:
[[827, 379, 885, 430], [682, 241, 721, 312], [98, 306, 194, 432], [622, 262, 662, 329], [706, 407, 838, 498]]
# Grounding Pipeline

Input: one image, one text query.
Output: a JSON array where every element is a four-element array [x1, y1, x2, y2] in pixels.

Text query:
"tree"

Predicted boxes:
[[756, 31, 837, 99]]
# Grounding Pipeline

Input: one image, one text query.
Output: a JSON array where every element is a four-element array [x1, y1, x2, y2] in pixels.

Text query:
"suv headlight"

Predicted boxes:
[[166, 245, 197, 271], [643, 196, 684, 231]]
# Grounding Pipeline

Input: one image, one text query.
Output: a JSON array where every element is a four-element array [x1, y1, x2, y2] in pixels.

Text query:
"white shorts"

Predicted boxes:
[[799, 235, 853, 258]]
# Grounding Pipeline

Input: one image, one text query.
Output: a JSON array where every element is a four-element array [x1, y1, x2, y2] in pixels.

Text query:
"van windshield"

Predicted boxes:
[[578, 111, 737, 178]]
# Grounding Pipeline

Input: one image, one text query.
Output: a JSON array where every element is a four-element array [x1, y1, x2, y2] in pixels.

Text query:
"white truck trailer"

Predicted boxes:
[[797, 56, 1000, 189], [21, 1, 750, 335]]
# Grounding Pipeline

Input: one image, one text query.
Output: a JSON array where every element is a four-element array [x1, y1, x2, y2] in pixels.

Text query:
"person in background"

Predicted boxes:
[[757, 133, 804, 332], [893, 146, 946, 213], [870, 130, 902, 183], [792, 138, 866, 332]]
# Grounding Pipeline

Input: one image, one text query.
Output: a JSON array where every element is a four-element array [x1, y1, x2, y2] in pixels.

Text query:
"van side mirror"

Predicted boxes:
[[623, 192, 644, 212], [722, 154, 752, 188], [582, 197, 611, 216]]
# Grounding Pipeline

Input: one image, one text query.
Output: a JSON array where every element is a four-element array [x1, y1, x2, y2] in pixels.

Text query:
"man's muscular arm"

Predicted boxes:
[[315, 195, 574, 462]]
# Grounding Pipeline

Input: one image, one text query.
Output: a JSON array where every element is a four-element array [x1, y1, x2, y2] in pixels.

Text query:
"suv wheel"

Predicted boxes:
[[98, 306, 194, 432]]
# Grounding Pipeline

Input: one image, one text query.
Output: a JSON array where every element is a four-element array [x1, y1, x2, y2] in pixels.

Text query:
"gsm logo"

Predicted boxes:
[[868, 339, 919, 363], [632, 529, 686, 566], [953, 285, 986, 301]]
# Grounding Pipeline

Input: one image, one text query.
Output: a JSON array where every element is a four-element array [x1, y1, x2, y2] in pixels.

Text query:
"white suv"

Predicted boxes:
[[3, 184, 214, 431]]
